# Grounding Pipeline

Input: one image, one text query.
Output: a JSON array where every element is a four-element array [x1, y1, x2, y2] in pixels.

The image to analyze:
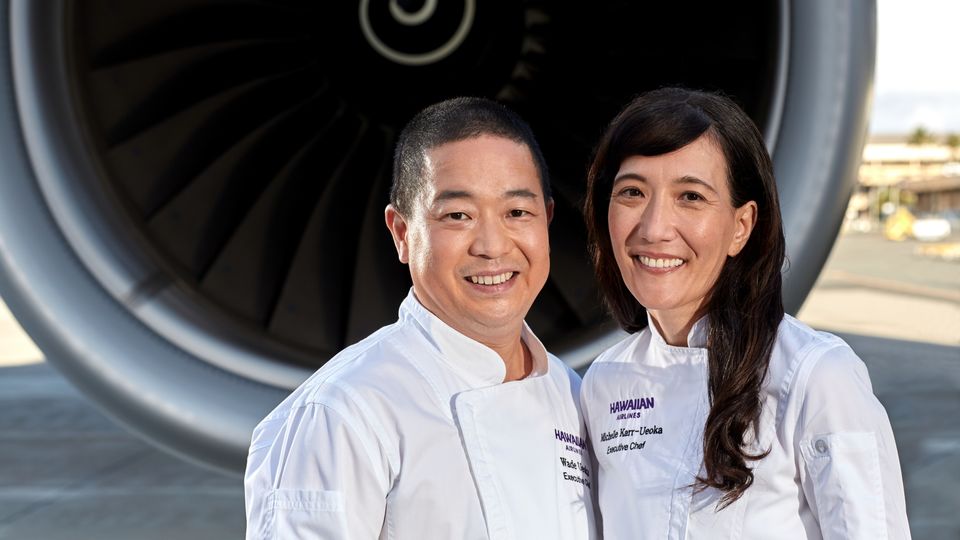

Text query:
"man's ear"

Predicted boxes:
[[545, 198, 555, 225], [728, 200, 757, 257], [385, 204, 410, 264]]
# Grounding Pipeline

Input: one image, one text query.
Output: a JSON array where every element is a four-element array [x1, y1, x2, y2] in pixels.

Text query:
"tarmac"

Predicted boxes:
[[1, 231, 958, 539]]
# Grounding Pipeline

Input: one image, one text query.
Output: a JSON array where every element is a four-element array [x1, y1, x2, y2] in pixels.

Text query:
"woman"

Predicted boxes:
[[581, 88, 911, 539]]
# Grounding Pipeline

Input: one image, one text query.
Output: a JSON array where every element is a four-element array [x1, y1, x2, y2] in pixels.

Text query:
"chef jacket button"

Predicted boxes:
[[814, 438, 829, 454]]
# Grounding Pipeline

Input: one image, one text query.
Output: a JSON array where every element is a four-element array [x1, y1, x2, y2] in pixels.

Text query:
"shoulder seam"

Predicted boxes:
[[775, 339, 847, 428], [331, 381, 401, 475], [275, 397, 395, 494], [298, 323, 406, 404]]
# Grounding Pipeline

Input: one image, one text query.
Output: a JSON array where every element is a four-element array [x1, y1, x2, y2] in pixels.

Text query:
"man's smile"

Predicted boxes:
[[465, 271, 517, 286]]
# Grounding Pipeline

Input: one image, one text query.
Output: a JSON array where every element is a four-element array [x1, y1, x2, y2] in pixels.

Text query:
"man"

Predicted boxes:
[[244, 97, 596, 539]]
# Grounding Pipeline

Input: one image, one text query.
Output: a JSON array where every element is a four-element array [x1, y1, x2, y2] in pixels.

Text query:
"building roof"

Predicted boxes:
[[862, 142, 954, 163], [899, 175, 960, 193]]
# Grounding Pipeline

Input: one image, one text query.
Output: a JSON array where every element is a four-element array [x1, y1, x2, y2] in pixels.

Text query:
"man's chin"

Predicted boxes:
[[463, 302, 533, 330]]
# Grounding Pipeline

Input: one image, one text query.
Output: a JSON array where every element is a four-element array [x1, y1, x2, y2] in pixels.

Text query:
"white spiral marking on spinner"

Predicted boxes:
[[359, 0, 475, 66]]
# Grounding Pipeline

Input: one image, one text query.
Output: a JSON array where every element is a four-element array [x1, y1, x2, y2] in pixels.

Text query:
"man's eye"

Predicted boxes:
[[509, 209, 531, 218], [447, 212, 468, 220], [680, 192, 705, 202]]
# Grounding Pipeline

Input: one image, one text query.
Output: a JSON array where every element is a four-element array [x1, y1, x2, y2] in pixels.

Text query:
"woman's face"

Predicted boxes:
[[607, 134, 756, 329]]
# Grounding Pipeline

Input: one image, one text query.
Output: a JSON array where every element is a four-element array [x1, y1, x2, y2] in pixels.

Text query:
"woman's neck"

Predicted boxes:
[[648, 307, 702, 347]]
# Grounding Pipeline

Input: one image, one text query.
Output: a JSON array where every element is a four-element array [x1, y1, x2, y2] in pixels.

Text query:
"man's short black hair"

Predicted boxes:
[[390, 97, 551, 216]]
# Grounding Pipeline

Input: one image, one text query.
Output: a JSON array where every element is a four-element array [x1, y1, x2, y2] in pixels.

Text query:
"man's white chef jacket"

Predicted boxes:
[[245, 291, 597, 539], [581, 313, 910, 540]]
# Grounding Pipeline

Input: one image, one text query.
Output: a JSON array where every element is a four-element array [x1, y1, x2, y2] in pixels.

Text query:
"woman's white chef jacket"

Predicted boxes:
[[581, 313, 910, 540], [245, 291, 597, 539]]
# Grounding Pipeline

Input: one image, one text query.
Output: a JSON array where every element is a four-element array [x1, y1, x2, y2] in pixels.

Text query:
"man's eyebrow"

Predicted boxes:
[[433, 190, 473, 203], [432, 188, 540, 202], [504, 189, 539, 200]]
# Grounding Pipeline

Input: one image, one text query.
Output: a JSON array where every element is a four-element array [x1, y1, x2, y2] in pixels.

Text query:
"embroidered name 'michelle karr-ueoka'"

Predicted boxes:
[[609, 396, 655, 419]]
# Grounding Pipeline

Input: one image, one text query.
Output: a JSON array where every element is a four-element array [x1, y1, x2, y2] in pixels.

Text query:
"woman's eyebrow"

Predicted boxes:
[[613, 172, 719, 195], [674, 175, 719, 195], [613, 172, 646, 185]]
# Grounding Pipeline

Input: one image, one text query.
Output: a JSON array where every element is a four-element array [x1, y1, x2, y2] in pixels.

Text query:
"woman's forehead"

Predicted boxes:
[[615, 137, 729, 191]]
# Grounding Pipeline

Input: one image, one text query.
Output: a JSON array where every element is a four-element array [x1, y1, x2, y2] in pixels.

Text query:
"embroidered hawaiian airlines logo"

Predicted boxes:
[[609, 396, 655, 420], [554, 429, 586, 449]]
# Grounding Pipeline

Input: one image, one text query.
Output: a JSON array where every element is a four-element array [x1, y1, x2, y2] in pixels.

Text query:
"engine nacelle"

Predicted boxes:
[[0, 0, 875, 472]]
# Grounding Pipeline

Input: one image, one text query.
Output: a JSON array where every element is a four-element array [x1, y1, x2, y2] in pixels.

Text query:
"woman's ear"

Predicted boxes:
[[384, 204, 410, 264], [728, 201, 757, 257]]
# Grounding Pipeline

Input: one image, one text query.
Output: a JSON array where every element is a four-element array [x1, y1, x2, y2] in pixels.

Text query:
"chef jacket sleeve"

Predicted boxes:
[[244, 399, 393, 539], [795, 344, 911, 540]]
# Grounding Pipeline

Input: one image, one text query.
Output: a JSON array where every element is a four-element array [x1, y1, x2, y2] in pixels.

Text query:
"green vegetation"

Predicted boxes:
[[945, 133, 959, 159], [908, 125, 935, 145]]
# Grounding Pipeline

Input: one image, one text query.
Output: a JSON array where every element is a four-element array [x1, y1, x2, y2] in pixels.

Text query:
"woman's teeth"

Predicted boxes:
[[638, 256, 685, 269], [469, 272, 514, 285]]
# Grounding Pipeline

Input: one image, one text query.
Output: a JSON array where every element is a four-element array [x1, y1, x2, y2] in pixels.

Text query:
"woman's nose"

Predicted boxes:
[[636, 196, 676, 243]]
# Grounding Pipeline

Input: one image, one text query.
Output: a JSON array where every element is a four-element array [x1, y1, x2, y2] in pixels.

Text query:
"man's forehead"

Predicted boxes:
[[422, 135, 536, 170], [422, 139, 540, 186]]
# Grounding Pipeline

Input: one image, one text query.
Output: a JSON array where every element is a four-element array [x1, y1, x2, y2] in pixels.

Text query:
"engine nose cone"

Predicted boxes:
[[360, 0, 475, 66]]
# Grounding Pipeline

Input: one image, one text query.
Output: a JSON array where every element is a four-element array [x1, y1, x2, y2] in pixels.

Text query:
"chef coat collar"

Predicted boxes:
[[646, 311, 710, 350], [400, 290, 548, 387]]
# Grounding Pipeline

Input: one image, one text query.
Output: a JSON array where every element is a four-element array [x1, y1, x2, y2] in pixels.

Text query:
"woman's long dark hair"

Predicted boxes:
[[583, 88, 786, 508]]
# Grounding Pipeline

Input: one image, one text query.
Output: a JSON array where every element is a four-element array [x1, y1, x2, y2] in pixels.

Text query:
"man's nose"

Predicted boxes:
[[636, 196, 677, 243], [469, 218, 512, 259]]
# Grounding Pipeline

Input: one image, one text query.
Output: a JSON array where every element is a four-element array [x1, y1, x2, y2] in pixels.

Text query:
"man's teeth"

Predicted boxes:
[[638, 256, 685, 269], [469, 272, 514, 285]]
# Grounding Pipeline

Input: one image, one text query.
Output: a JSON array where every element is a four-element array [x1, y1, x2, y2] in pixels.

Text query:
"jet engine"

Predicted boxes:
[[0, 0, 875, 472]]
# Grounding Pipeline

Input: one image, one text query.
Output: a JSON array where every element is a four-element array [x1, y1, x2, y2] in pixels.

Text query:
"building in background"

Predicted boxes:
[[848, 134, 960, 239]]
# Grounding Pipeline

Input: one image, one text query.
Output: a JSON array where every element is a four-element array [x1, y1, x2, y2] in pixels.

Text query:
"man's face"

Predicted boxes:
[[386, 135, 553, 342]]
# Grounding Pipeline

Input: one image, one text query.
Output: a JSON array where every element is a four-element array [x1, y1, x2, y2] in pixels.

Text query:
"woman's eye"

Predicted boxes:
[[680, 191, 705, 202], [617, 187, 643, 198]]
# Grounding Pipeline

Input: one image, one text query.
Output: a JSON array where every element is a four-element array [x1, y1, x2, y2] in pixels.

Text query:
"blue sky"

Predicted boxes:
[[870, 0, 960, 134]]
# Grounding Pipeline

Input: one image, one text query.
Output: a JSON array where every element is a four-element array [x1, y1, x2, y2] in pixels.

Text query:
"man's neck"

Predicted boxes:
[[498, 338, 533, 382], [409, 291, 534, 382], [470, 328, 533, 382]]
